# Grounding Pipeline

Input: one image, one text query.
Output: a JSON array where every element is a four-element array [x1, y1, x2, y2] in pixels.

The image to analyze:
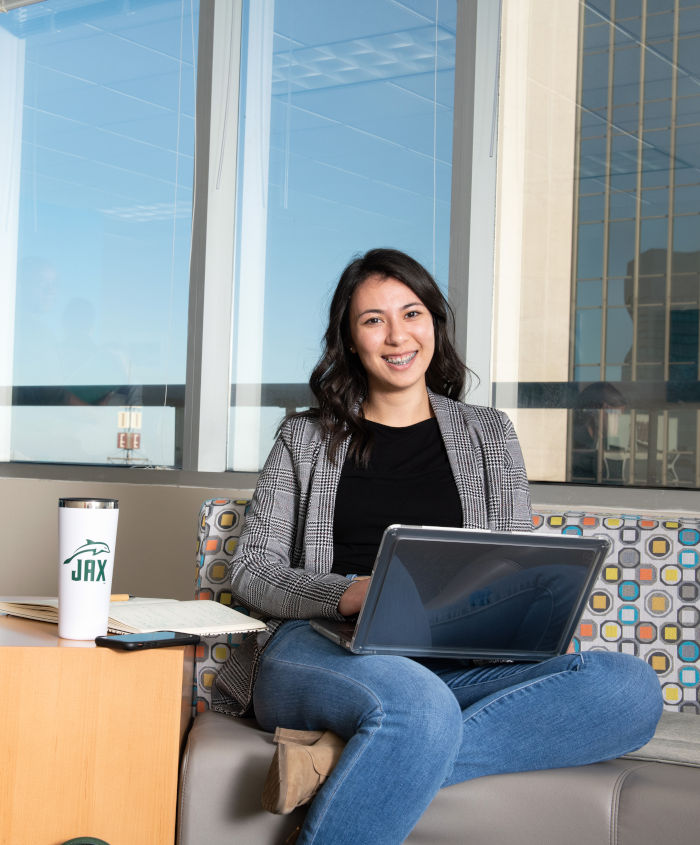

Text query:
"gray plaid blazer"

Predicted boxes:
[[213, 390, 532, 717]]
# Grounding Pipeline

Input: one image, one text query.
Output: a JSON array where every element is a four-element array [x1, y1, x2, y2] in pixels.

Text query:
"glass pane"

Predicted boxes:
[[636, 306, 665, 361], [612, 45, 640, 104], [581, 50, 609, 109], [3, 0, 197, 466], [575, 309, 602, 364], [229, 0, 457, 470], [643, 51, 673, 100], [641, 186, 668, 217], [672, 273, 700, 304], [609, 189, 637, 218], [615, 0, 642, 19], [676, 94, 700, 125], [577, 280, 603, 307], [643, 97, 671, 130], [645, 12, 675, 40], [679, 7, 700, 35], [606, 306, 634, 362], [579, 192, 606, 221], [608, 278, 627, 305], [673, 215, 700, 262], [608, 219, 636, 276], [584, 23, 610, 50], [678, 35, 700, 95], [578, 223, 605, 278], [641, 130, 671, 187], [638, 276, 666, 304], [640, 217, 669, 252]]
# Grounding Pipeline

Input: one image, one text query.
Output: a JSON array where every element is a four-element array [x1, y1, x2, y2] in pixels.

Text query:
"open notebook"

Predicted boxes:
[[0, 596, 267, 636]]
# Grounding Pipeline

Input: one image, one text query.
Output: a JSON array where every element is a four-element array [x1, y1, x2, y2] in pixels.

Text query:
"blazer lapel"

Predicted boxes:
[[430, 391, 490, 529], [303, 432, 350, 573]]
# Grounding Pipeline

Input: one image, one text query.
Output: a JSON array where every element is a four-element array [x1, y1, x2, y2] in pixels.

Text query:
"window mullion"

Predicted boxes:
[[183, 0, 243, 472]]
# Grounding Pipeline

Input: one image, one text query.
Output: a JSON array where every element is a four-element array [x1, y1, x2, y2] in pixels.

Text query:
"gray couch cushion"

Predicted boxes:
[[178, 711, 700, 845], [623, 711, 700, 766]]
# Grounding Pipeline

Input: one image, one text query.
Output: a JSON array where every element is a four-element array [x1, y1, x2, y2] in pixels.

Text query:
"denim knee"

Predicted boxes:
[[580, 651, 663, 746], [376, 662, 463, 759]]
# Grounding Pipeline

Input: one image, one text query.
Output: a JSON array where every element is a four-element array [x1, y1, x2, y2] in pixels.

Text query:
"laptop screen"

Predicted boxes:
[[355, 527, 609, 660]]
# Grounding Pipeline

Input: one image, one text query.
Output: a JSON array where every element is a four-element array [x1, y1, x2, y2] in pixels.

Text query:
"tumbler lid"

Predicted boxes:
[[58, 498, 119, 509]]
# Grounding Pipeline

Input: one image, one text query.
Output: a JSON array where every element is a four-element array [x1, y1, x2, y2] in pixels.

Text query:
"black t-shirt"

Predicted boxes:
[[332, 417, 463, 576]]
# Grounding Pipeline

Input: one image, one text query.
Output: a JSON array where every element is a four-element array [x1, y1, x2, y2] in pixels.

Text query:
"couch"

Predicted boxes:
[[177, 499, 700, 844]]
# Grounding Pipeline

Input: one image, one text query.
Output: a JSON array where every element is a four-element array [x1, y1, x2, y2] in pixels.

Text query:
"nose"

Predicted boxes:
[[385, 316, 406, 345]]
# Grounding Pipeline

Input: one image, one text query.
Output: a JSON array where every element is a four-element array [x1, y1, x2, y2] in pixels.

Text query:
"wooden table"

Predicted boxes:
[[0, 615, 194, 845]]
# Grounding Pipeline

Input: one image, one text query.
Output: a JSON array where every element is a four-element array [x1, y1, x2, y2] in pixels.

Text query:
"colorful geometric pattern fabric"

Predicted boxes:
[[533, 510, 700, 714], [193, 498, 700, 714], [194, 497, 253, 714]]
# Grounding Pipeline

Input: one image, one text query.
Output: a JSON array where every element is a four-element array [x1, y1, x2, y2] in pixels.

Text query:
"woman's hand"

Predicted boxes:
[[338, 577, 370, 616]]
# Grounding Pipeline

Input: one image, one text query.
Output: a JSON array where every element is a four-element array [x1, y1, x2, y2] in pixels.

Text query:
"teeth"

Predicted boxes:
[[384, 352, 417, 365]]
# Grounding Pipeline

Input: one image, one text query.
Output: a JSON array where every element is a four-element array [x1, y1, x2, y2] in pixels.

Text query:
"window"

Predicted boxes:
[[228, 0, 458, 470], [2, 0, 197, 466], [4, 0, 700, 498], [493, 0, 700, 489]]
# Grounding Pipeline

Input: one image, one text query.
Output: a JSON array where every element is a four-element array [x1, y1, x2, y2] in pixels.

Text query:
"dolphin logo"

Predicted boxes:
[[63, 539, 111, 566]]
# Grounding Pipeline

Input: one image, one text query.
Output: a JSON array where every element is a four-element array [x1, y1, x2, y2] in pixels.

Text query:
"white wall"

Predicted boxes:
[[0, 476, 253, 599]]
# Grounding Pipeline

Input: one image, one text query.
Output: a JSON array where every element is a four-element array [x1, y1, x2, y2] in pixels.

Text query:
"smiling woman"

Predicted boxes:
[[212, 246, 662, 845]]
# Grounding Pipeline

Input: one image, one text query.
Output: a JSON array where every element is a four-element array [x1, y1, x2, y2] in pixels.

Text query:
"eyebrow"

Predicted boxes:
[[356, 302, 423, 318]]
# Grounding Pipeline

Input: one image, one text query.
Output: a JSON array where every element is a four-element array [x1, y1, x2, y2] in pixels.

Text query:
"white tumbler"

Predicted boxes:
[[58, 498, 119, 640]]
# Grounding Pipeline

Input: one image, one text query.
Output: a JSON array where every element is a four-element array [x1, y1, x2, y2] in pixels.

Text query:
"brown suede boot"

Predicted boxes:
[[261, 729, 346, 814], [272, 727, 325, 745]]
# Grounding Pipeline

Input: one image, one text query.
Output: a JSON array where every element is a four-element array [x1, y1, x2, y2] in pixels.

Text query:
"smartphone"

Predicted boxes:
[[95, 631, 200, 650]]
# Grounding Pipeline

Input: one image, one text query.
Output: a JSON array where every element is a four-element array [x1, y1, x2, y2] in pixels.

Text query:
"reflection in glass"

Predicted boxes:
[[577, 280, 603, 307], [673, 215, 700, 255], [640, 187, 669, 217], [605, 307, 633, 363], [609, 190, 637, 219], [636, 306, 665, 363], [638, 276, 666, 304], [645, 11, 675, 39], [579, 193, 606, 221], [643, 98, 671, 130], [640, 217, 669, 252], [675, 94, 700, 124], [571, 382, 627, 484], [575, 309, 602, 365], [671, 274, 700, 304], [607, 220, 635, 276], [612, 46, 640, 104], [578, 223, 605, 278]]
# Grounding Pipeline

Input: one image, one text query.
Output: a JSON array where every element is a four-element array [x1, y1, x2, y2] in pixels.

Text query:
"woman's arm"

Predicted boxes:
[[230, 419, 349, 620], [500, 411, 533, 530]]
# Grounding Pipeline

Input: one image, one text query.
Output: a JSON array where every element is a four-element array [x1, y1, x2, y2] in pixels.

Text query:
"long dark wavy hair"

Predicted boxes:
[[294, 248, 473, 465]]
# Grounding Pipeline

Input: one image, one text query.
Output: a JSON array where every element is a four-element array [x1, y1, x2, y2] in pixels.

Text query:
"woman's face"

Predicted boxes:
[[348, 274, 435, 400]]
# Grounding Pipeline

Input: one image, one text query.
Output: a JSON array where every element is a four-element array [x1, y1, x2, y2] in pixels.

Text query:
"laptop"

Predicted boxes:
[[311, 525, 610, 661]]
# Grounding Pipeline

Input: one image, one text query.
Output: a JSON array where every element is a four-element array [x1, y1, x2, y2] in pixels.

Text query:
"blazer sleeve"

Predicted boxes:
[[229, 419, 348, 621], [500, 410, 533, 530]]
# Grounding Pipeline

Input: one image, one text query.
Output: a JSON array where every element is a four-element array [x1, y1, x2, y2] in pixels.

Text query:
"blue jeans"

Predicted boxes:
[[253, 621, 662, 845]]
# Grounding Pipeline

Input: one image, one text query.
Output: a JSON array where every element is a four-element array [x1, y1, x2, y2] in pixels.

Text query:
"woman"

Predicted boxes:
[[214, 248, 662, 845]]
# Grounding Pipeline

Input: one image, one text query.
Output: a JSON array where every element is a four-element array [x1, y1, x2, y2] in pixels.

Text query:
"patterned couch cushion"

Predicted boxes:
[[194, 498, 252, 713], [194, 498, 700, 714], [533, 509, 700, 713]]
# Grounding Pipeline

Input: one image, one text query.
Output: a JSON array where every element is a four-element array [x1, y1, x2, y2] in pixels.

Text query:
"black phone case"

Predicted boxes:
[[94, 631, 200, 650]]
